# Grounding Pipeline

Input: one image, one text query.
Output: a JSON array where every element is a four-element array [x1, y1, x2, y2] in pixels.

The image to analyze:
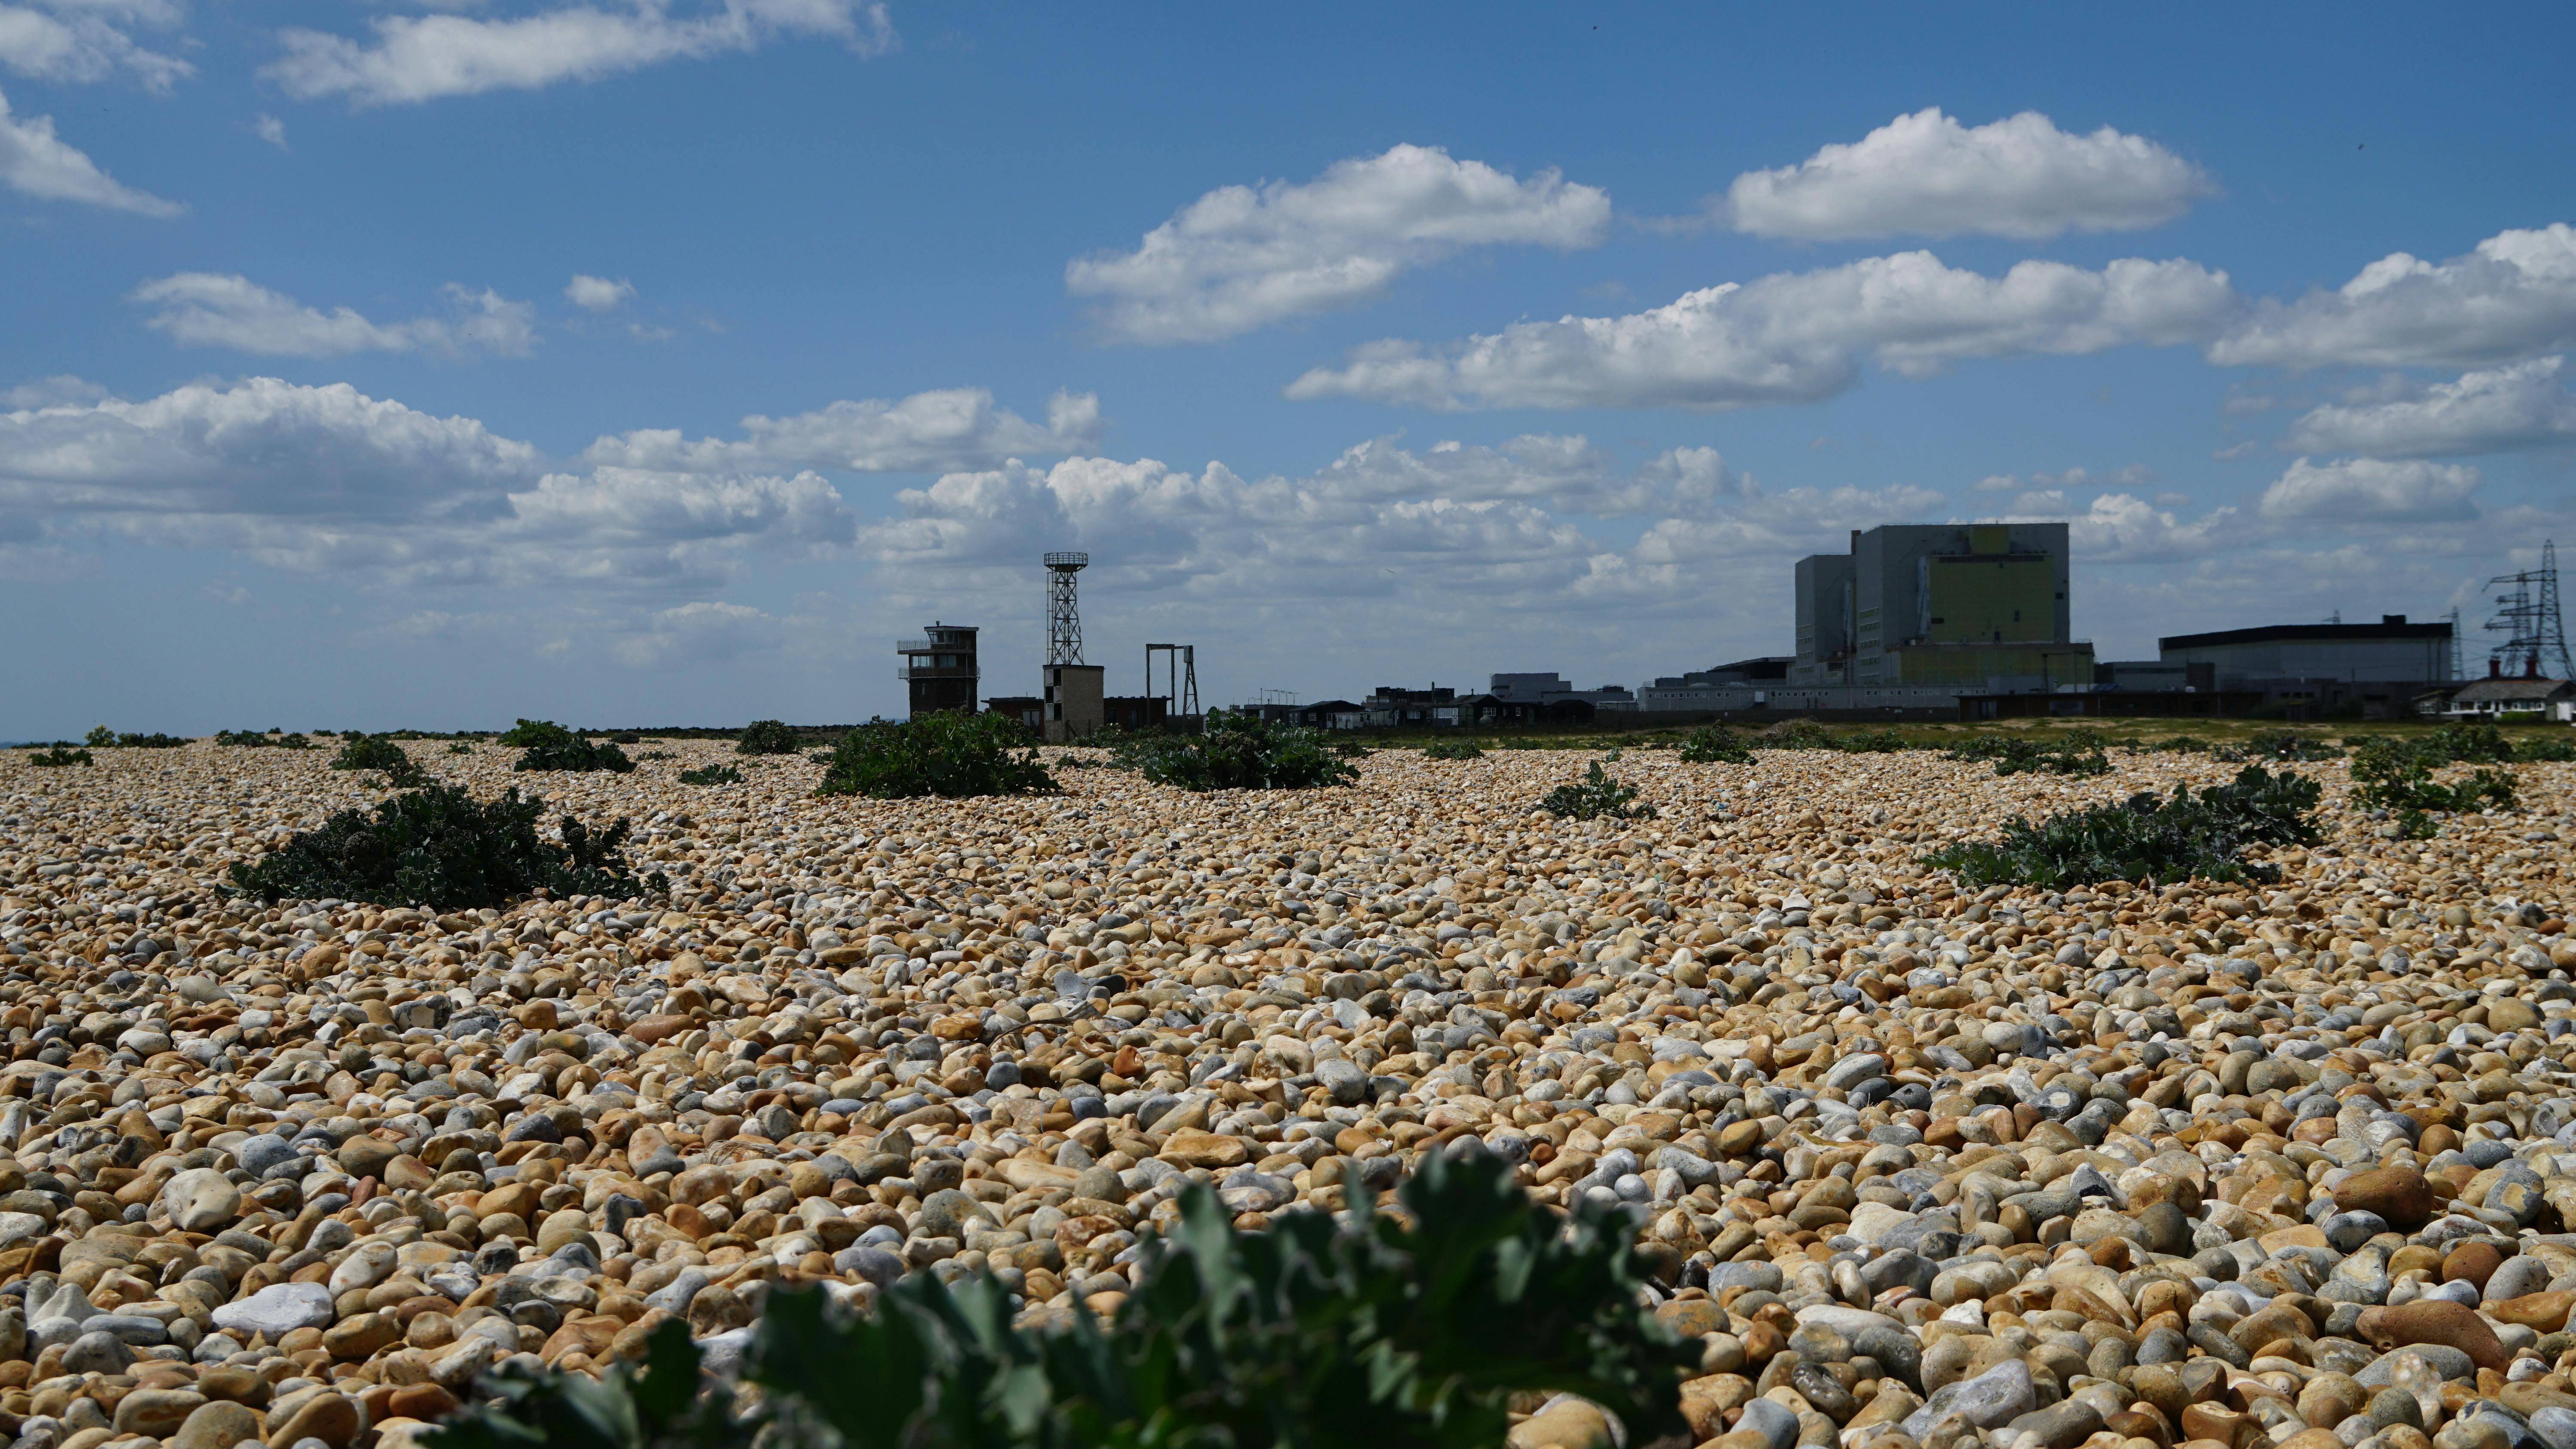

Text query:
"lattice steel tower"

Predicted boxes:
[[2486, 539, 2574, 680], [1044, 552, 1088, 666]]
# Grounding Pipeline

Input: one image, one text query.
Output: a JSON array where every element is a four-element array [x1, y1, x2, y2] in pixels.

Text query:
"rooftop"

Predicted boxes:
[[2160, 616, 2451, 650], [2450, 677, 2574, 702]]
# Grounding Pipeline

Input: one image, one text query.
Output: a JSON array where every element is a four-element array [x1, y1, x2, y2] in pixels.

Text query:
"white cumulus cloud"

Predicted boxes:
[[584, 387, 1105, 475], [2211, 224, 2576, 371], [2257, 456, 2482, 523], [252, 113, 287, 150], [0, 376, 855, 588], [0, 376, 539, 523], [266, 0, 895, 107], [1971, 464, 2155, 495], [0, 0, 190, 89], [1722, 108, 2211, 241], [565, 273, 634, 312], [2054, 491, 2241, 564], [0, 84, 179, 214], [1288, 251, 2235, 411], [1065, 143, 1611, 345], [2280, 356, 2576, 458], [131, 274, 537, 358]]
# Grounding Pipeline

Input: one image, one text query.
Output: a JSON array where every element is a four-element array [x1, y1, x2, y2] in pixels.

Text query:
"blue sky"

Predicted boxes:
[[6, 3, 2576, 735]]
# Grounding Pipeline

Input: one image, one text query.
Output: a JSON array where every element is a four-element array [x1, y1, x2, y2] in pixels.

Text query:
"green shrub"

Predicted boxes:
[[27, 747, 91, 767], [423, 1150, 1691, 1449], [1838, 729, 1911, 753], [85, 726, 187, 748], [2428, 722, 2515, 762], [735, 719, 802, 755], [678, 764, 744, 785], [2239, 730, 2344, 762], [2518, 734, 2576, 763], [217, 729, 313, 749], [817, 712, 1058, 799], [1115, 711, 1359, 791], [508, 720, 636, 774], [331, 734, 426, 785], [1924, 764, 2323, 888], [1540, 761, 1654, 821], [447, 741, 475, 755], [227, 783, 657, 909], [2350, 738, 2515, 835], [1677, 724, 1752, 764], [1421, 738, 1484, 760], [1947, 734, 2108, 776], [1755, 719, 1834, 750], [1334, 740, 1372, 758]]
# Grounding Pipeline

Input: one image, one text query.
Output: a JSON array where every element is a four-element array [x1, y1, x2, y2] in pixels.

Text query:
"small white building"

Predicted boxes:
[[2436, 675, 2576, 722]]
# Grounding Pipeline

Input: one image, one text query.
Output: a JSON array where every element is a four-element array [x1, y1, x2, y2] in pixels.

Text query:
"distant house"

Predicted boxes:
[[2429, 674, 2576, 722], [984, 696, 1045, 733], [1361, 685, 1458, 729], [1300, 700, 1365, 730], [1102, 696, 1169, 731]]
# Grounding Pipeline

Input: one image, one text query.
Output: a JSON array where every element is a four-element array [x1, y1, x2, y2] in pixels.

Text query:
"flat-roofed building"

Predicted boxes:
[[2158, 615, 2453, 686], [897, 623, 979, 717], [1792, 523, 2091, 691]]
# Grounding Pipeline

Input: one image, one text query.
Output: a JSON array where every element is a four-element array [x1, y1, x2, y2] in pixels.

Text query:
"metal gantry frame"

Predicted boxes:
[[1044, 552, 1088, 666], [2487, 539, 2574, 680], [1146, 643, 1200, 718]]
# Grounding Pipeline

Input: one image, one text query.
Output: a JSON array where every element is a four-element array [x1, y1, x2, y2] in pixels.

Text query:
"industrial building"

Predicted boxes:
[[1042, 663, 1104, 743], [1791, 523, 2092, 691], [1639, 657, 1791, 711], [896, 623, 979, 718], [2156, 615, 2451, 718], [2157, 616, 2451, 684], [1487, 673, 1637, 711]]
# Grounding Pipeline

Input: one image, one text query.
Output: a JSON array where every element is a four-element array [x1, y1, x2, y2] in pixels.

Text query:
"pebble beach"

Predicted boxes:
[[5, 736, 2576, 1449]]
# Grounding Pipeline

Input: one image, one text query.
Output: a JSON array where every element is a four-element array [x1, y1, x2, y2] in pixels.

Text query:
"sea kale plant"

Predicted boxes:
[[1676, 724, 1752, 764], [331, 733, 428, 785], [85, 726, 188, 748], [507, 720, 637, 774], [2349, 737, 2516, 838], [1925, 764, 2323, 888], [216, 729, 313, 749], [735, 719, 803, 755], [425, 1150, 1693, 1449], [817, 712, 1057, 800], [1947, 734, 2111, 777], [227, 783, 658, 909], [1114, 711, 1358, 791], [1539, 761, 1654, 821]]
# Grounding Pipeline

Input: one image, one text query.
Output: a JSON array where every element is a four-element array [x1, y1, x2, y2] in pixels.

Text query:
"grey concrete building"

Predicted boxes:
[[2158, 617, 2451, 686], [1792, 523, 2090, 691]]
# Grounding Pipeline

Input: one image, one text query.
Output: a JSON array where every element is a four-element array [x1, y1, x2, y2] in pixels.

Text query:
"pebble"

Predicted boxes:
[[3, 732, 2576, 1444]]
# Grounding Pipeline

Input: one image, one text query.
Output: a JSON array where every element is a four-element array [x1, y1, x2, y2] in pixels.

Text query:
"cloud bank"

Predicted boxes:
[[1723, 108, 2211, 241], [267, 0, 894, 106], [1067, 144, 1610, 344], [1289, 251, 2234, 411], [131, 275, 537, 358]]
